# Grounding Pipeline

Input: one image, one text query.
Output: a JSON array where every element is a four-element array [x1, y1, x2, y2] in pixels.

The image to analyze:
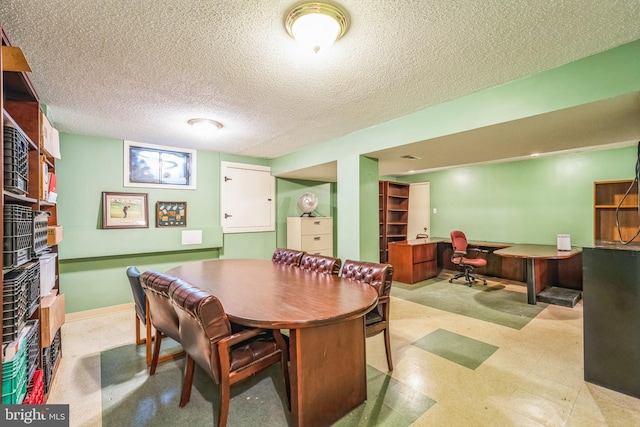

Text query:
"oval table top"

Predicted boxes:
[[166, 258, 378, 330]]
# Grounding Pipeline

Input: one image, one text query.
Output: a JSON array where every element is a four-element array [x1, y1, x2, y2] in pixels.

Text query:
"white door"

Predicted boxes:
[[221, 162, 275, 233], [408, 182, 430, 239]]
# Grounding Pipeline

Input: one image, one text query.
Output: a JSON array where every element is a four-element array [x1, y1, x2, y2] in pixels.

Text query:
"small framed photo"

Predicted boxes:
[[156, 201, 187, 227], [102, 192, 149, 229]]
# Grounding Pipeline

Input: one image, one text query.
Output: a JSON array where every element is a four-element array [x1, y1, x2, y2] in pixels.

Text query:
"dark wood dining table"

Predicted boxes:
[[166, 258, 378, 427]]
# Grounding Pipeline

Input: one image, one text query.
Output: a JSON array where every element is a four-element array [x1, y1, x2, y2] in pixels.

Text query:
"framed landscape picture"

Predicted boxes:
[[102, 192, 149, 229], [156, 201, 187, 227]]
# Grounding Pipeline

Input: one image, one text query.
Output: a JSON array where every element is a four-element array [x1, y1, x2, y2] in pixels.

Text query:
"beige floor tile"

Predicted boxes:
[[46, 276, 640, 427]]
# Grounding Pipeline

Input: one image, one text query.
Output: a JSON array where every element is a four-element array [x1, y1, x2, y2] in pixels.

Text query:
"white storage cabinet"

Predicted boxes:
[[287, 217, 333, 256]]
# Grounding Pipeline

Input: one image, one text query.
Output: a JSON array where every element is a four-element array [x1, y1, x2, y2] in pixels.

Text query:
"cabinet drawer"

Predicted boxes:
[[301, 234, 332, 251], [300, 218, 332, 235], [413, 243, 436, 263]]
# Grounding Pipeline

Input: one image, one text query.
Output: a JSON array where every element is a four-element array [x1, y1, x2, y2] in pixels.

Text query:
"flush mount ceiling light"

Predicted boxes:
[[188, 118, 223, 135], [285, 2, 349, 53]]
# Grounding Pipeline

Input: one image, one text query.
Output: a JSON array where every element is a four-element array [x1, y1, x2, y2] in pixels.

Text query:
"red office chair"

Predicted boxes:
[[449, 230, 487, 286]]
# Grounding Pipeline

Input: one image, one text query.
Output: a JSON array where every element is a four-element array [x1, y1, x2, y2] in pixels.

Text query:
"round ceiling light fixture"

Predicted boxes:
[[285, 2, 349, 53], [188, 118, 223, 136]]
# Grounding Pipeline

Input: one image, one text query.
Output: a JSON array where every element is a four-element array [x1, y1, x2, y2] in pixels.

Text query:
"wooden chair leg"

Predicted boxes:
[[218, 377, 231, 427], [145, 301, 153, 366], [149, 330, 163, 375], [135, 316, 145, 345], [383, 327, 393, 371], [179, 355, 195, 407], [272, 330, 291, 408]]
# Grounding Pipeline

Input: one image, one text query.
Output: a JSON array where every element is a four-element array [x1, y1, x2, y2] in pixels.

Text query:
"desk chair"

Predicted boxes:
[[171, 284, 290, 427], [341, 260, 394, 371], [126, 266, 153, 364], [449, 230, 487, 286], [272, 248, 305, 266], [299, 253, 341, 275], [140, 271, 186, 373]]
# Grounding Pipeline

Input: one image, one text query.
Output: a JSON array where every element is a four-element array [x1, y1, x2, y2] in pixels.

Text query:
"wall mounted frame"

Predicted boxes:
[[102, 192, 149, 229]]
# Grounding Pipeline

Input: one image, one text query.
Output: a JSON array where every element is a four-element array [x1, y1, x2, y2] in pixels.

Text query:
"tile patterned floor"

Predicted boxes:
[[47, 272, 640, 426]]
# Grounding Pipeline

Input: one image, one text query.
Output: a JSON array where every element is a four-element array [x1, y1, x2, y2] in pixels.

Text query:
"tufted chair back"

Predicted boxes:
[[170, 284, 290, 427], [140, 270, 186, 373], [299, 254, 342, 275], [341, 260, 395, 371], [341, 260, 394, 317], [272, 248, 305, 266], [171, 284, 231, 384], [141, 271, 181, 341]]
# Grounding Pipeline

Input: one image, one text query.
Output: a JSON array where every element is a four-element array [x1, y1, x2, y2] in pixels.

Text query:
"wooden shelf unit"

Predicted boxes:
[[594, 180, 640, 245], [1, 25, 62, 403], [379, 181, 409, 263]]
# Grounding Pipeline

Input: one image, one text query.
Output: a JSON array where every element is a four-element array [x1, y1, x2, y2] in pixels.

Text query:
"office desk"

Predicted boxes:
[[493, 245, 582, 304], [166, 259, 378, 427], [388, 238, 444, 283]]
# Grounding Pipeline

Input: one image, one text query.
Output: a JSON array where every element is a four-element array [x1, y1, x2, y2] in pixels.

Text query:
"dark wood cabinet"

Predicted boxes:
[[379, 181, 409, 263], [583, 246, 640, 398], [388, 239, 438, 284]]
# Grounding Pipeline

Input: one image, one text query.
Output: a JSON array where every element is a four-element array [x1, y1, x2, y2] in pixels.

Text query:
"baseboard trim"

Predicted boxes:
[[65, 303, 133, 322]]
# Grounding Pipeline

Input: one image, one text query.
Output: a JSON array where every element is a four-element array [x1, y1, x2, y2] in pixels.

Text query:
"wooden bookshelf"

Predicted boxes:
[[379, 181, 409, 263], [594, 180, 640, 245]]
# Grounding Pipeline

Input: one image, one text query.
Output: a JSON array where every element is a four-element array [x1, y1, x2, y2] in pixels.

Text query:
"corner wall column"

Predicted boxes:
[[336, 155, 379, 262]]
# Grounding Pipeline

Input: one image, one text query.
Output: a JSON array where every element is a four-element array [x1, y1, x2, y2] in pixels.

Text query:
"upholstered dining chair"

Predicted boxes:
[[272, 248, 305, 266], [170, 283, 290, 427], [126, 266, 153, 364], [341, 260, 395, 371], [298, 253, 342, 275], [449, 230, 487, 286], [139, 270, 185, 374]]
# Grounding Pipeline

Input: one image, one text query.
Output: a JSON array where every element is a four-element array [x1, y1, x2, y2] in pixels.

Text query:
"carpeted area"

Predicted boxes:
[[101, 342, 435, 427], [391, 278, 547, 329]]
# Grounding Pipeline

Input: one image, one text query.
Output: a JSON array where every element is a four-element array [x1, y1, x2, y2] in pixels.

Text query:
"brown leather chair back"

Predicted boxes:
[[272, 248, 305, 266], [299, 254, 342, 275], [170, 284, 290, 425], [171, 284, 231, 384], [140, 270, 181, 342], [341, 260, 395, 371], [341, 260, 394, 317]]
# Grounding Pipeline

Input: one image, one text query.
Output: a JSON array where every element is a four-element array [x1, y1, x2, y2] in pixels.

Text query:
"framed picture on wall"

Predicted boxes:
[[156, 201, 187, 227], [102, 192, 149, 229]]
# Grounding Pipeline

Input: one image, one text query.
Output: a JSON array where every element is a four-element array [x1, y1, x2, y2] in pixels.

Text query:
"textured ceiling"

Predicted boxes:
[[1, 1, 640, 171]]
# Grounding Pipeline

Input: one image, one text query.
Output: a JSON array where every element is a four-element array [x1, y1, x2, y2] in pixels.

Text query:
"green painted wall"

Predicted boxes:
[[404, 145, 638, 247], [275, 179, 333, 250], [54, 39, 640, 313], [56, 134, 277, 313], [359, 156, 380, 262]]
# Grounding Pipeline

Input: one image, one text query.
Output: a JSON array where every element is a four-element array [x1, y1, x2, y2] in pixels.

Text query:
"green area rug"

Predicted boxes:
[[101, 343, 434, 426], [391, 279, 547, 329]]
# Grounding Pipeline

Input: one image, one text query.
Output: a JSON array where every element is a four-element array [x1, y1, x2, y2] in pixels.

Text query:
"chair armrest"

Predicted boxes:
[[221, 327, 268, 348]]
